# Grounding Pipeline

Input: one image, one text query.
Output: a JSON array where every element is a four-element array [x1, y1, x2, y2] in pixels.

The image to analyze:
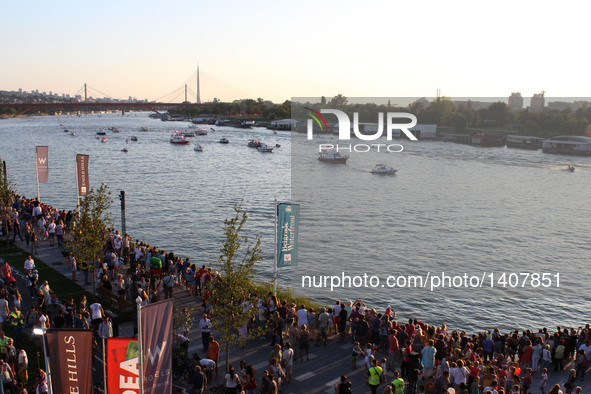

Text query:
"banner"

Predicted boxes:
[[36, 146, 49, 183], [107, 338, 139, 394], [277, 202, 300, 267], [45, 329, 93, 394], [76, 154, 89, 196], [140, 299, 173, 394]]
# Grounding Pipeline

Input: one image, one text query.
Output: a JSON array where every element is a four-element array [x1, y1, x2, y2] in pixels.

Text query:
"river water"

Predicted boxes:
[[1, 113, 589, 332]]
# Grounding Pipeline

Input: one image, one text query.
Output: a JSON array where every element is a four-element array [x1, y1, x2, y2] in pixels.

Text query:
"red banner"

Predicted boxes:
[[36, 146, 48, 183], [45, 329, 93, 394], [107, 338, 139, 394], [141, 299, 173, 394], [76, 154, 89, 196]]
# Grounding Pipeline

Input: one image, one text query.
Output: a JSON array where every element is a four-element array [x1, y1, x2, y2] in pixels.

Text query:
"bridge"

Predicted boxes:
[[0, 101, 211, 116]]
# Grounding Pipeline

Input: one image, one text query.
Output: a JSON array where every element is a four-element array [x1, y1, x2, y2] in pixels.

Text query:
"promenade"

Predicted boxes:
[[6, 234, 591, 394]]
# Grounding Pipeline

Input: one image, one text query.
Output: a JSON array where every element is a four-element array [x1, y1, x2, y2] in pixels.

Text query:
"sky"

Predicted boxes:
[[2, 0, 591, 103]]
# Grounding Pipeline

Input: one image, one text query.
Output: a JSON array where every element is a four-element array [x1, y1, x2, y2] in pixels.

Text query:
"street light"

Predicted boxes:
[[33, 315, 53, 394]]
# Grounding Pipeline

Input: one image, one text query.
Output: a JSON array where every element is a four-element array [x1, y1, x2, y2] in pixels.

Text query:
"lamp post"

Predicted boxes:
[[33, 315, 53, 394], [136, 296, 143, 394]]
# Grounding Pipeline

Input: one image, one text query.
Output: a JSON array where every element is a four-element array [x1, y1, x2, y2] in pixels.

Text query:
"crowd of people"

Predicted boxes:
[[2, 193, 590, 394]]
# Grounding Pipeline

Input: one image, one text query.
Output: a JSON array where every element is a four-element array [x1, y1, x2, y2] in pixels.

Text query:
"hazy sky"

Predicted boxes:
[[2, 0, 590, 103]]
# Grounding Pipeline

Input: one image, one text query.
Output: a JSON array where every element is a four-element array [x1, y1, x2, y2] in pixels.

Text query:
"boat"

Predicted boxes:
[[122, 147, 128, 152], [567, 165, 575, 172], [63, 128, 69, 132], [70, 131, 75, 136], [247, 140, 262, 148], [194, 143, 204, 152], [170, 131, 190, 144], [218, 138, 229, 144], [130, 136, 138, 142], [141, 126, 149, 132], [318, 150, 349, 163], [96, 131, 106, 136], [542, 136, 591, 156], [101, 137, 107, 143], [257, 144, 274, 153], [196, 128, 208, 136], [182, 130, 196, 137], [371, 164, 397, 175], [109, 127, 121, 132]]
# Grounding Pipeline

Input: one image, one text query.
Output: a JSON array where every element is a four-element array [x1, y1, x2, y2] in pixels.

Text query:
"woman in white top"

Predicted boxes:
[[453, 359, 469, 390], [224, 365, 240, 394]]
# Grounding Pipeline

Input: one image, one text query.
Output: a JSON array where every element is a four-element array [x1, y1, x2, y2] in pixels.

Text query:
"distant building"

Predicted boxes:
[[508, 92, 523, 111], [529, 93, 545, 112], [547, 101, 571, 110]]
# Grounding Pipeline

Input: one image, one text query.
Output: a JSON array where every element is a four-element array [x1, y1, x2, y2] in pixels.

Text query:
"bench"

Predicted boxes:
[[96, 287, 132, 311]]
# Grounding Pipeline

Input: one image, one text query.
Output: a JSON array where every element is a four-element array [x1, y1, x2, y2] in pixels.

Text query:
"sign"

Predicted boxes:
[[140, 299, 173, 394], [277, 203, 300, 267], [107, 338, 139, 394], [45, 329, 93, 394], [36, 146, 49, 183], [76, 154, 89, 196]]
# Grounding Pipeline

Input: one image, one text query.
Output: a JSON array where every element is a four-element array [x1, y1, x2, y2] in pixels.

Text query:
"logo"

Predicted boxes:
[[305, 108, 418, 153]]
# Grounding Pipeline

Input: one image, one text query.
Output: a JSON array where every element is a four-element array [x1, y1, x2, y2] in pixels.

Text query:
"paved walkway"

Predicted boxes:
[[8, 236, 590, 393]]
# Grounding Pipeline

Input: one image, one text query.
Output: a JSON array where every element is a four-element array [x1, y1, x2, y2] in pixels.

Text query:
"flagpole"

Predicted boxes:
[[35, 145, 40, 201], [102, 337, 108, 394], [75, 153, 80, 209], [136, 296, 143, 394], [273, 199, 278, 296]]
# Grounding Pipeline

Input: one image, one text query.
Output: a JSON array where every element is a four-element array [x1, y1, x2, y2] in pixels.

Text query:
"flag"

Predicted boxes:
[[140, 299, 173, 394], [36, 146, 48, 183], [45, 329, 93, 394], [76, 154, 89, 196], [106, 338, 139, 394], [277, 203, 300, 267]]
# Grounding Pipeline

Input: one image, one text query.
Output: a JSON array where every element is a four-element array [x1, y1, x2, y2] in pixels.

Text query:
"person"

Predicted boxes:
[[199, 314, 212, 352], [554, 339, 566, 372], [99, 317, 113, 339], [296, 305, 308, 327], [0, 296, 9, 332], [17, 348, 27, 383], [0, 359, 15, 391], [269, 358, 285, 390], [163, 271, 174, 299], [316, 307, 329, 346], [242, 365, 257, 394], [334, 374, 352, 394], [224, 365, 240, 394], [9, 307, 24, 347], [268, 344, 282, 369], [89, 299, 104, 330], [189, 365, 207, 394], [366, 358, 383, 394], [337, 304, 348, 342], [197, 357, 216, 384], [24, 256, 35, 271], [564, 369, 576, 394], [390, 370, 405, 394], [421, 339, 436, 378], [575, 349, 587, 381], [540, 367, 548, 394], [207, 336, 220, 380], [281, 342, 294, 384], [297, 325, 310, 361]]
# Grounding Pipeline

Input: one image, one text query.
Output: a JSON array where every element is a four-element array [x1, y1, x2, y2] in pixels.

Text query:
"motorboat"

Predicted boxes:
[[122, 147, 128, 152], [170, 131, 190, 144], [247, 140, 262, 148], [196, 128, 208, 136], [109, 127, 121, 132], [318, 150, 349, 163], [101, 137, 107, 143], [371, 164, 397, 175], [219, 138, 229, 144], [194, 143, 204, 152], [96, 131, 106, 136], [130, 136, 138, 142], [258, 144, 274, 153], [63, 128, 69, 132], [70, 131, 76, 136], [141, 126, 149, 132], [183, 130, 196, 137], [567, 165, 575, 172]]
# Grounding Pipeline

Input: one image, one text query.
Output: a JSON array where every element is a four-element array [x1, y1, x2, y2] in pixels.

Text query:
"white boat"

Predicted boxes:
[[371, 164, 397, 175], [183, 130, 196, 137], [109, 127, 121, 132], [257, 144, 274, 153], [318, 150, 349, 163], [194, 143, 204, 152], [170, 131, 190, 144], [196, 128, 208, 136], [567, 165, 575, 172], [141, 126, 150, 132]]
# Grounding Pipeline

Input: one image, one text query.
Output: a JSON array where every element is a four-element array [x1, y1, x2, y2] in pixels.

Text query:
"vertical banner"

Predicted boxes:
[[45, 329, 93, 394], [107, 338, 139, 394], [140, 299, 173, 394], [277, 203, 300, 267], [76, 154, 90, 196], [36, 146, 49, 183]]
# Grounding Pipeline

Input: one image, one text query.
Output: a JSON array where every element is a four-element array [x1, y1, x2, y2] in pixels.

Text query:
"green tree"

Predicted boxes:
[[70, 184, 112, 295], [330, 94, 348, 107], [210, 205, 263, 370]]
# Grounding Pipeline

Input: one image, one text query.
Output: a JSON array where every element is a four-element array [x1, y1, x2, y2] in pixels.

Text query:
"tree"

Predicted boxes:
[[70, 184, 112, 295], [210, 205, 263, 370], [330, 94, 348, 107]]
